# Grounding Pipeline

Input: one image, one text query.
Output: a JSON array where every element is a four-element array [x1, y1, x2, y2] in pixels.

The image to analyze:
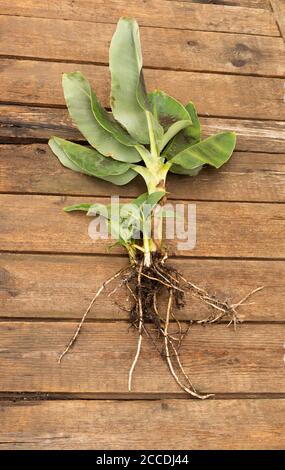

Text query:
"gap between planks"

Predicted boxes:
[[0, 16, 283, 78], [0, 392, 285, 400], [1, 60, 284, 121], [0, 322, 284, 394], [1, 54, 283, 80], [0, 253, 284, 322], [166, 1, 271, 10], [0, 0, 279, 36], [0, 194, 284, 258], [1, 106, 285, 154], [1, 144, 285, 202]]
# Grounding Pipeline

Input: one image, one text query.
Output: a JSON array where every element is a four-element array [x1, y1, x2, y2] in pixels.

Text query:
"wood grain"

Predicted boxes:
[[0, 322, 284, 394], [0, 0, 283, 452], [1, 144, 285, 202], [1, 60, 284, 120], [0, 0, 278, 35], [270, 1, 285, 41], [0, 254, 282, 321], [1, 106, 285, 154], [0, 399, 285, 449], [170, 1, 271, 10], [1, 16, 284, 77], [0, 194, 284, 258]]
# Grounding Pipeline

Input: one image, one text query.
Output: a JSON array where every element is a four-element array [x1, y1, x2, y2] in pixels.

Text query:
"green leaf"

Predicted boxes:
[[148, 90, 192, 151], [148, 90, 191, 131], [109, 17, 151, 143], [64, 204, 93, 212], [104, 169, 137, 186], [49, 136, 86, 174], [145, 191, 165, 207], [171, 132, 236, 170], [168, 101, 203, 175], [164, 101, 201, 161], [90, 87, 137, 148], [87, 202, 111, 218], [169, 164, 203, 176], [132, 192, 148, 207], [49, 137, 134, 182], [159, 119, 192, 152], [185, 102, 201, 142], [140, 191, 166, 223], [62, 72, 141, 163]]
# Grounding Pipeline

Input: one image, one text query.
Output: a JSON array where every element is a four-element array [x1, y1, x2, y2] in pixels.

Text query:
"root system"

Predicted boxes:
[[58, 252, 263, 399]]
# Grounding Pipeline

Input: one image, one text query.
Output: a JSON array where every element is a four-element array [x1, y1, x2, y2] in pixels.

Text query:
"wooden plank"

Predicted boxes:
[[271, 1, 285, 41], [170, 1, 271, 10], [0, 194, 284, 258], [1, 145, 285, 202], [0, 254, 282, 321], [1, 106, 285, 154], [0, 0, 278, 35], [0, 322, 284, 394], [1, 17, 283, 77], [1, 60, 284, 120], [0, 399, 284, 449]]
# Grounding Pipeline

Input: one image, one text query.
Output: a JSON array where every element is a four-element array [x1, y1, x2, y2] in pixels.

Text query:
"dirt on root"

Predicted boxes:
[[57, 252, 264, 399]]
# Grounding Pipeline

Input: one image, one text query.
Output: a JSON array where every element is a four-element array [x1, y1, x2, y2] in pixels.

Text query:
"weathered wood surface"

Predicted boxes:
[[1, 254, 282, 321], [1, 16, 284, 77], [0, 0, 278, 35], [1, 145, 285, 202], [1, 399, 284, 450], [1, 106, 285, 154], [169, 1, 271, 9], [270, 1, 285, 41], [0, 322, 284, 394], [2, 60, 284, 120], [1, 194, 284, 258], [0, 0, 284, 451]]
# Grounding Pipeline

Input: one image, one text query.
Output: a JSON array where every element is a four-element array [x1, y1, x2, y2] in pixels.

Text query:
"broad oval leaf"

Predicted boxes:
[[109, 18, 150, 143], [148, 91, 199, 153], [62, 72, 141, 163], [159, 119, 192, 152], [148, 90, 191, 130], [90, 88, 138, 148], [166, 101, 202, 175], [164, 101, 201, 160], [49, 137, 136, 184], [49, 136, 86, 174], [104, 169, 137, 186], [171, 132, 236, 170]]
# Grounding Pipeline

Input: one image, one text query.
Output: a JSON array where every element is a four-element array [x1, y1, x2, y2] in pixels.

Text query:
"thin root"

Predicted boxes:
[[178, 272, 264, 328], [128, 261, 144, 391], [58, 266, 129, 363], [163, 290, 213, 400], [57, 252, 264, 400]]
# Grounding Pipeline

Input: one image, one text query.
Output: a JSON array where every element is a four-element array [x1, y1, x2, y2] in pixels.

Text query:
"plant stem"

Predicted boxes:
[[143, 233, 151, 267], [146, 110, 158, 158]]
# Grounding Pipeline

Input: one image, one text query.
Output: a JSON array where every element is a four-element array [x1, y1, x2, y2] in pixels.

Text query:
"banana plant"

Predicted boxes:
[[49, 17, 236, 267]]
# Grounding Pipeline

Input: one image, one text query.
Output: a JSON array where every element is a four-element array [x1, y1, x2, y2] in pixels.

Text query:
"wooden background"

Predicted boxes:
[[0, 0, 285, 450]]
